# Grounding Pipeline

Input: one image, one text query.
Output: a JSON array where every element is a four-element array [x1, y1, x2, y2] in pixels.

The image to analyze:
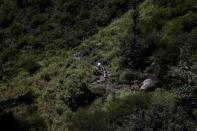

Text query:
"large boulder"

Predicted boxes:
[[140, 79, 154, 90]]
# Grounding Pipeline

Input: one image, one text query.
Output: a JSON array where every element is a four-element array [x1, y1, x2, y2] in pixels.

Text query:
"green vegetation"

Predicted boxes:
[[0, 0, 130, 82], [67, 91, 196, 131], [0, 0, 197, 130]]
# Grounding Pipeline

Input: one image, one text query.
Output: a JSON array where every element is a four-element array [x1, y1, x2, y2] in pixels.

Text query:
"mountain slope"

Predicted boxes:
[[0, 0, 197, 130], [0, 0, 131, 82], [0, 11, 134, 130]]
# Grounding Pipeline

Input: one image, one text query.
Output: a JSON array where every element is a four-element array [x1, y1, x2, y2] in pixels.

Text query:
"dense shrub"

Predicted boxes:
[[119, 70, 136, 85], [120, 33, 154, 70], [0, 110, 47, 131], [22, 59, 41, 74], [0, 0, 197, 130], [0, 0, 17, 28], [67, 106, 108, 131], [63, 75, 96, 111], [67, 92, 151, 131], [137, 0, 197, 82], [121, 94, 196, 131], [41, 73, 51, 82], [16, 0, 29, 8], [67, 91, 196, 131], [90, 85, 106, 97], [0, 0, 131, 81]]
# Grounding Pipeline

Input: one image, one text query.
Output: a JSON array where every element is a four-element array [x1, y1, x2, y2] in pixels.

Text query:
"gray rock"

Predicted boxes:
[[140, 79, 154, 90]]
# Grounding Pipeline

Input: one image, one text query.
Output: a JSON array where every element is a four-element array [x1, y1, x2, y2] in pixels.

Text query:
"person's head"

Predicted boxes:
[[97, 62, 101, 67]]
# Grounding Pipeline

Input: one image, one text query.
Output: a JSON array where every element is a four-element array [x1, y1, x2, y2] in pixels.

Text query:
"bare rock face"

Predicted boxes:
[[140, 79, 154, 90]]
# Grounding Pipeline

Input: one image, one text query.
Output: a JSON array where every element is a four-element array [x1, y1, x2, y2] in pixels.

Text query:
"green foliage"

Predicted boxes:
[[119, 70, 136, 85], [68, 91, 196, 131], [0, 107, 48, 131], [0, 0, 131, 82], [92, 66, 100, 76], [138, 0, 197, 80], [119, 25, 155, 70], [0, 0, 17, 28], [67, 105, 107, 131], [67, 92, 151, 131], [90, 85, 106, 97], [0, 0, 197, 130], [63, 75, 96, 111], [22, 59, 41, 74], [121, 91, 196, 131]]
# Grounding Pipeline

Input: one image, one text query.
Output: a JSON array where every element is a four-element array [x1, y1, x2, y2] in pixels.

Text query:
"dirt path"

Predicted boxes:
[[92, 80, 140, 94]]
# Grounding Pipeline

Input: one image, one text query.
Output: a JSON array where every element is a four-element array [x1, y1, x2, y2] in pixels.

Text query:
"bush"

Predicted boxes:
[[155, 45, 180, 66], [0, 0, 17, 28], [0, 107, 47, 131], [41, 73, 51, 82], [119, 70, 135, 85], [90, 85, 106, 97], [22, 59, 41, 74], [92, 66, 100, 76], [67, 92, 151, 131], [16, 0, 28, 8], [119, 31, 154, 70], [67, 91, 196, 131], [121, 91, 196, 131], [119, 70, 144, 85], [63, 75, 96, 111], [31, 14, 47, 29], [67, 106, 107, 131], [154, 42, 180, 79], [0, 0, 130, 82]]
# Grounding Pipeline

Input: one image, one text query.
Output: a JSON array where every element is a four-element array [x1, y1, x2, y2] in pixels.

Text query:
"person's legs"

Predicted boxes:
[[100, 75, 105, 82]]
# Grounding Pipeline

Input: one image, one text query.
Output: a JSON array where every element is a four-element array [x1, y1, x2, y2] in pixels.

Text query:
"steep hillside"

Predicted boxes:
[[0, 10, 134, 130], [0, 0, 131, 81], [0, 0, 197, 131]]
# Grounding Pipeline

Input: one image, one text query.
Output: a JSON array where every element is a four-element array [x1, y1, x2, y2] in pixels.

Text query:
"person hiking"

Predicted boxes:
[[96, 61, 108, 82], [74, 50, 81, 63]]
